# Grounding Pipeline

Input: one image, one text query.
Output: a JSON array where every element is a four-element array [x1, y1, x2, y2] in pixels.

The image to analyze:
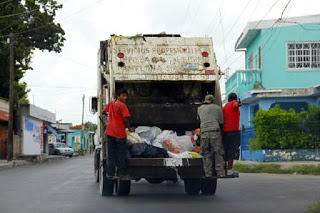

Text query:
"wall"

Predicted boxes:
[[246, 23, 320, 90], [22, 116, 42, 155]]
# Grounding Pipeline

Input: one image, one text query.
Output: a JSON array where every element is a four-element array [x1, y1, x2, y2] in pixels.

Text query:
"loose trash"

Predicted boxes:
[[126, 129, 145, 146], [168, 151, 202, 158]]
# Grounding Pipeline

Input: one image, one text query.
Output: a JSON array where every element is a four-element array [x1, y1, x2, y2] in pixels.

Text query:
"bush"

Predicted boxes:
[[309, 201, 320, 213], [250, 105, 320, 150]]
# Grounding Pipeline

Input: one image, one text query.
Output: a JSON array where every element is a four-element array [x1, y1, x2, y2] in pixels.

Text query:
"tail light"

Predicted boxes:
[[202, 52, 209, 57], [117, 53, 124, 58]]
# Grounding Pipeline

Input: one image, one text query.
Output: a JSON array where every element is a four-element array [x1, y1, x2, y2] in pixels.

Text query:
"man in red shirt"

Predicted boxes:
[[102, 88, 134, 178], [222, 93, 242, 176]]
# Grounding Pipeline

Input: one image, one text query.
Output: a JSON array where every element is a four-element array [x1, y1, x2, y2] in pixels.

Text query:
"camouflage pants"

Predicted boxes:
[[200, 131, 225, 177]]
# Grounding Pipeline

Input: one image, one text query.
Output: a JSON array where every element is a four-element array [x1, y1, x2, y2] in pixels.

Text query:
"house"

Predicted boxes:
[[60, 125, 93, 153], [225, 14, 320, 161], [0, 98, 9, 159], [18, 104, 57, 157]]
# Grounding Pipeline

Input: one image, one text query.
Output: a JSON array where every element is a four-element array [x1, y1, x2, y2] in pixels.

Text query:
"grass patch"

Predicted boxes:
[[309, 201, 320, 213], [234, 163, 320, 175]]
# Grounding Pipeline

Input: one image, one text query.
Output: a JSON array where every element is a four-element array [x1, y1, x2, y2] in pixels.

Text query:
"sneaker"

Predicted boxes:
[[227, 169, 239, 176]]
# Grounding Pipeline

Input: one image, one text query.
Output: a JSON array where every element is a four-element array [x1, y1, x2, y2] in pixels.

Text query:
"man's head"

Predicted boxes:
[[228, 93, 237, 102], [116, 88, 128, 103], [203, 94, 216, 104]]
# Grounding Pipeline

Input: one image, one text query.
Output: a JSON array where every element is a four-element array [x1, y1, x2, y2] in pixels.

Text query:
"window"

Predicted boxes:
[[258, 46, 262, 69], [288, 42, 320, 69], [249, 54, 253, 69]]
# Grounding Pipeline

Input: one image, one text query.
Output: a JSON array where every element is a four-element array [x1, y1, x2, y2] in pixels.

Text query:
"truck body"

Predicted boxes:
[[93, 34, 232, 196]]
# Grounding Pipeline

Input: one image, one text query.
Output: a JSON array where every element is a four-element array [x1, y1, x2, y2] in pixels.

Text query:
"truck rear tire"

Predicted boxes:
[[184, 179, 201, 195], [145, 178, 164, 184], [94, 151, 100, 183], [116, 179, 131, 196], [201, 178, 217, 195], [99, 162, 114, 196]]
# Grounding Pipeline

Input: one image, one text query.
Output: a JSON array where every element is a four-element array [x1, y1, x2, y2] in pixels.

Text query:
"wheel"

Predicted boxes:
[[69, 155, 73, 158], [201, 178, 217, 195], [115, 179, 131, 196], [99, 161, 114, 196], [55, 150, 60, 155], [184, 179, 201, 195], [145, 178, 164, 184], [94, 151, 100, 183]]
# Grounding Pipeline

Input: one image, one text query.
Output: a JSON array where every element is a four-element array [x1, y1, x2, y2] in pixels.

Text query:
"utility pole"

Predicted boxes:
[[81, 94, 85, 150], [8, 33, 14, 161]]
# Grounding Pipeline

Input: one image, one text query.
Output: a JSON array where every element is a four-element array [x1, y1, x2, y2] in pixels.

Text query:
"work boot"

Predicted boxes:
[[216, 170, 225, 178]]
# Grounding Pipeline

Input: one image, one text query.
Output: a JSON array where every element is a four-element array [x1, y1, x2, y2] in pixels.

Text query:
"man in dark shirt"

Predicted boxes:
[[102, 88, 134, 178]]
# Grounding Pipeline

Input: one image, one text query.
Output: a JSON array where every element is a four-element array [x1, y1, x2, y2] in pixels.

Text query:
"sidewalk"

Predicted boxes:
[[235, 160, 320, 169], [0, 155, 69, 171]]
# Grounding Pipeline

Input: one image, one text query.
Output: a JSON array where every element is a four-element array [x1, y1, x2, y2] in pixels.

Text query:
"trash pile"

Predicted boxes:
[[126, 126, 202, 159]]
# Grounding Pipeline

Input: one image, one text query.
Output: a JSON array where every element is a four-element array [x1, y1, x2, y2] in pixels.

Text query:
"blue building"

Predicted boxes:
[[225, 14, 320, 161]]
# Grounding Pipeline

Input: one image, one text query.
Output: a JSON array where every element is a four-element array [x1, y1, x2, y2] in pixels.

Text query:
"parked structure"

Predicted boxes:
[[225, 14, 320, 161]]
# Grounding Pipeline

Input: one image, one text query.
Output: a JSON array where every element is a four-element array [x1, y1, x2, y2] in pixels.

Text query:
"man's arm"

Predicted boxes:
[[124, 117, 134, 132]]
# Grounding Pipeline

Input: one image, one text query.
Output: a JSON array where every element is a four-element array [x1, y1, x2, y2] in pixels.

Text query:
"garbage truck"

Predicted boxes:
[[91, 33, 237, 196]]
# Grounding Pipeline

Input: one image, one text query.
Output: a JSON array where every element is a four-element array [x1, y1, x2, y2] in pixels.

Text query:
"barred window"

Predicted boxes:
[[288, 42, 320, 69]]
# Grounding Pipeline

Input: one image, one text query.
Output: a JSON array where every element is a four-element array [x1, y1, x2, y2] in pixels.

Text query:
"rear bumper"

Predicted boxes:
[[126, 158, 212, 179]]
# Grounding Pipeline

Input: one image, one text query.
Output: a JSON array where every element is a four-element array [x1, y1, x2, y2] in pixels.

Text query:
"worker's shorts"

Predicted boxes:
[[222, 131, 240, 160]]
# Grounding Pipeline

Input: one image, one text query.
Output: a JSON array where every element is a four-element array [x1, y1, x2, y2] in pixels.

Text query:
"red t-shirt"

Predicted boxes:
[[104, 100, 131, 138], [222, 100, 240, 132]]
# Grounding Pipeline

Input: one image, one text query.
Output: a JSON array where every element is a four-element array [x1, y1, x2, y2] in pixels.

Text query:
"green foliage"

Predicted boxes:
[[234, 163, 320, 175], [84, 121, 97, 132], [0, 0, 65, 104], [250, 105, 320, 150], [309, 201, 320, 213]]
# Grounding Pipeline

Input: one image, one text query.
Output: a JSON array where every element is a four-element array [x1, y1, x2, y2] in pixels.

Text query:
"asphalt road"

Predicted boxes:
[[0, 155, 319, 213]]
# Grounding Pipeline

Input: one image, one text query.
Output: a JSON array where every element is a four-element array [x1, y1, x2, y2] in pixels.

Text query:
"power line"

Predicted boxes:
[[220, 0, 281, 68], [216, 0, 253, 50], [179, 0, 192, 33], [0, 0, 101, 38], [0, 0, 14, 6], [0, 8, 38, 19]]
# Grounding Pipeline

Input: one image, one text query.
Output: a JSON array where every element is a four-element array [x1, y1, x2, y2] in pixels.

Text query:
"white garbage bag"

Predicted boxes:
[[154, 130, 177, 146], [135, 126, 162, 144], [162, 135, 195, 154]]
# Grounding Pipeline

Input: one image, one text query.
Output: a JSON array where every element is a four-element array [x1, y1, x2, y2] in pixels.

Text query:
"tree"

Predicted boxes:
[[84, 121, 97, 132], [0, 0, 65, 104]]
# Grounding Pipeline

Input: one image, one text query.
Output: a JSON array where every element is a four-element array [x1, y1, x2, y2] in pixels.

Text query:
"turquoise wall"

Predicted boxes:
[[246, 23, 320, 89], [59, 130, 89, 151]]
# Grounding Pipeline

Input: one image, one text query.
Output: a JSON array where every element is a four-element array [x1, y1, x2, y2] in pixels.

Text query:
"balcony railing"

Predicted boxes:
[[225, 69, 262, 96]]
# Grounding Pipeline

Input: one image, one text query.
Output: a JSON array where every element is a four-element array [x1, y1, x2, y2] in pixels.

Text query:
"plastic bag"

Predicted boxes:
[[162, 135, 195, 154], [154, 130, 177, 145], [135, 126, 162, 144], [126, 129, 145, 146], [130, 143, 169, 158], [168, 151, 202, 158]]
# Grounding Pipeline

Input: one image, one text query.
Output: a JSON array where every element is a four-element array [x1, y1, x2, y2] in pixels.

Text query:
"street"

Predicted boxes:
[[0, 156, 319, 213]]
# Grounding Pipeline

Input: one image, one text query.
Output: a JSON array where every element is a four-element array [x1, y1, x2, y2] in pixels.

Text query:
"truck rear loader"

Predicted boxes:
[[91, 34, 237, 196]]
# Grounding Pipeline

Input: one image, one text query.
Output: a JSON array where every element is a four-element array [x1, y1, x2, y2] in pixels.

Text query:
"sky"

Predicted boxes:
[[22, 0, 320, 125]]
